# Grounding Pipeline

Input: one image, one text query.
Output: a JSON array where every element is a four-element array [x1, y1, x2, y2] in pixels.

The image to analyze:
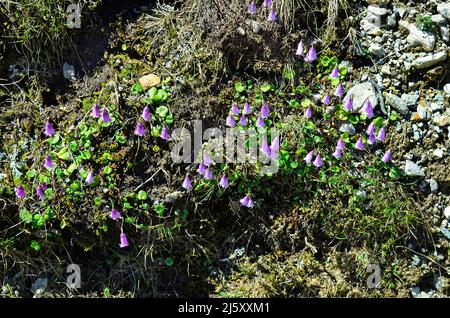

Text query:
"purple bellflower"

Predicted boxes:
[[226, 115, 236, 127], [304, 46, 317, 63], [261, 102, 270, 118], [204, 169, 214, 180], [239, 115, 247, 126], [330, 66, 339, 78], [334, 83, 344, 98], [134, 122, 147, 137], [256, 116, 265, 128], [44, 120, 55, 137], [313, 154, 323, 167], [160, 126, 171, 140], [219, 175, 229, 188], [296, 40, 305, 57], [102, 109, 111, 123], [321, 92, 331, 105], [231, 103, 240, 115], [16, 185, 25, 199], [111, 208, 121, 220], [91, 103, 100, 118], [240, 195, 254, 208], [44, 155, 54, 169], [268, 9, 277, 22], [142, 106, 151, 122], [304, 107, 313, 119], [119, 232, 129, 248], [344, 96, 353, 111], [243, 102, 251, 115], [86, 171, 94, 184], [362, 100, 374, 118], [332, 148, 343, 159], [198, 163, 207, 175], [249, 1, 257, 14], [355, 136, 365, 150], [37, 184, 45, 200], [304, 150, 314, 164], [382, 149, 392, 163], [377, 127, 386, 142], [182, 175, 192, 190]]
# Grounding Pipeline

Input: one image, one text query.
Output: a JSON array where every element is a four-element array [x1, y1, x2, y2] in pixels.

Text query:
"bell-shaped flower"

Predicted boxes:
[[44, 120, 55, 137], [321, 92, 331, 105], [336, 138, 345, 150], [240, 195, 254, 208], [249, 1, 257, 14], [226, 115, 236, 127], [377, 127, 386, 142], [304, 107, 313, 119], [260, 138, 270, 156], [261, 102, 270, 118], [44, 155, 54, 169], [256, 116, 265, 128], [204, 169, 214, 180], [304, 150, 314, 164], [332, 148, 343, 159], [219, 175, 229, 188], [263, 0, 272, 7], [91, 103, 100, 118], [239, 115, 247, 126], [111, 208, 121, 220], [198, 163, 207, 175], [382, 149, 391, 163], [362, 100, 374, 119], [296, 40, 305, 57], [344, 96, 353, 111], [102, 109, 111, 123], [366, 122, 375, 136], [333, 83, 344, 98], [203, 154, 214, 166], [231, 102, 240, 115], [182, 175, 192, 190], [330, 66, 339, 78], [313, 154, 323, 167], [355, 136, 365, 150], [304, 46, 317, 63], [119, 232, 129, 248], [134, 122, 147, 137], [142, 106, 151, 122], [160, 126, 171, 140], [268, 9, 277, 22], [243, 102, 251, 115], [37, 184, 45, 200], [16, 185, 25, 199], [86, 171, 94, 185]]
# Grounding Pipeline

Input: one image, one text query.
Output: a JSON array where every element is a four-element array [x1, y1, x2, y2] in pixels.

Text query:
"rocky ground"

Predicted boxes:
[[351, 0, 450, 297]]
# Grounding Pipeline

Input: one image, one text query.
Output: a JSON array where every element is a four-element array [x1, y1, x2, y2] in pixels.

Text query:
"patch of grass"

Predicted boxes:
[[0, 0, 102, 72]]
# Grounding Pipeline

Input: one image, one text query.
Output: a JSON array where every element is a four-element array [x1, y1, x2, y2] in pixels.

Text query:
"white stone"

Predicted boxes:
[[429, 179, 439, 192], [441, 26, 449, 42], [437, 3, 450, 20], [412, 51, 448, 69], [399, 21, 436, 51], [433, 149, 444, 158], [385, 93, 409, 114], [368, 43, 385, 57], [444, 206, 450, 219], [444, 83, 450, 94], [432, 14, 446, 24], [404, 160, 425, 177]]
